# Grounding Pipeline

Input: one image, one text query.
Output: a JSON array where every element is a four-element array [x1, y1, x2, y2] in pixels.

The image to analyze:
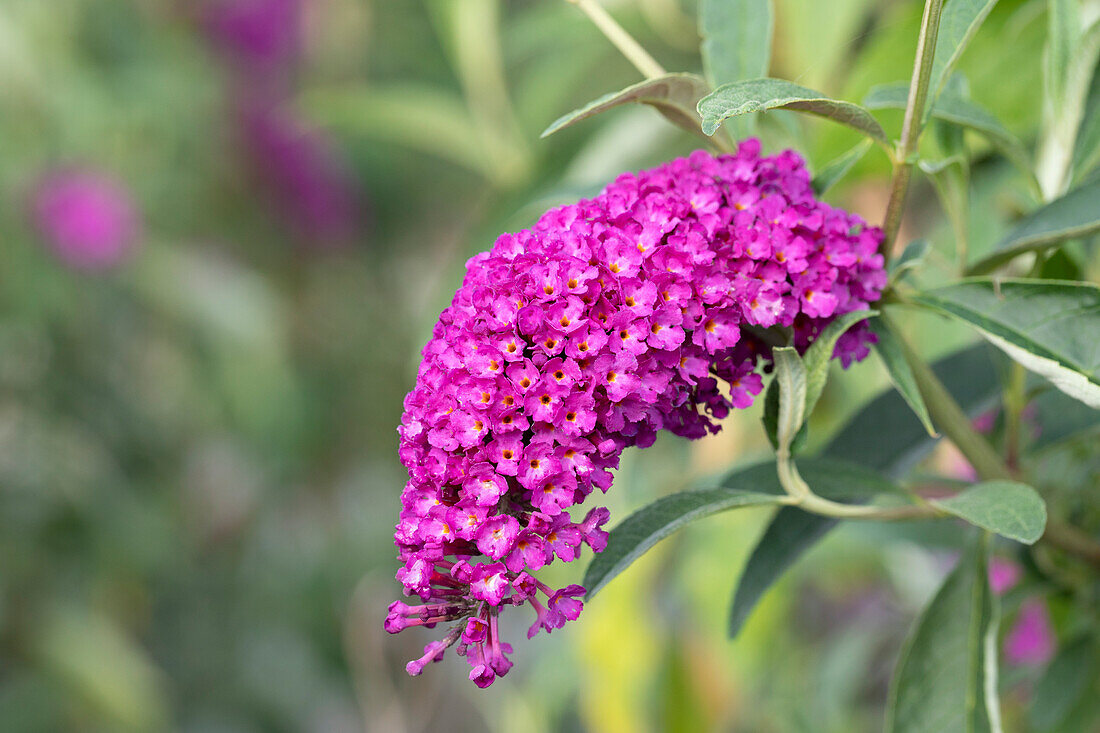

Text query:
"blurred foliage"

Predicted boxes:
[[0, 0, 1094, 731]]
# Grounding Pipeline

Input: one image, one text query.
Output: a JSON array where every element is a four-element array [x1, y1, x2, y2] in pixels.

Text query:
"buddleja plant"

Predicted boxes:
[[387, 0, 1100, 726]]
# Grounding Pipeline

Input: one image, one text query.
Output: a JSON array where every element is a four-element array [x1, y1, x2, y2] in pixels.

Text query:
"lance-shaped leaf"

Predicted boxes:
[[700, 0, 772, 87], [968, 178, 1100, 273], [1072, 59, 1100, 179], [886, 539, 1001, 732], [1045, 16, 1100, 193], [925, 0, 1000, 114], [585, 459, 897, 600], [697, 78, 888, 144], [910, 279, 1100, 408], [870, 318, 937, 438], [1044, 0, 1081, 111], [864, 81, 1031, 175], [699, 0, 773, 139], [812, 139, 874, 195], [931, 481, 1047, 544], [541, 73, 713, 144]]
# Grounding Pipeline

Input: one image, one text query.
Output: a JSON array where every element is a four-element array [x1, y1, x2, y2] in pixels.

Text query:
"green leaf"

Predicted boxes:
[[1040, 17, 1100, 196], [541, 73, 714, 144], [934, 76, 969, 158], [583, 463, 789, 599], [910, 278, 1100, 408], [931, 481, 1047, 543], [697, 78, 889, 144], [802, 309, 878, 417], [772, 346, 808, 452], [926, 0, 1001, 114], [1064, 18, 1100, 146], [864, 81, 1032, 175], [812, 139, 874, 195], [1071, 55, 1100, 179], [1044, 0, 1080, 110], [725, 459, 903, 636], [730, 346, 1001, 638], [1031, 634, 1097, 731], [968, 178, 1100, 273], [870, 319, 938, 438], [699, 0, 773, 139], [890, 239, 932, 282], [886, 538, 1001, 733]]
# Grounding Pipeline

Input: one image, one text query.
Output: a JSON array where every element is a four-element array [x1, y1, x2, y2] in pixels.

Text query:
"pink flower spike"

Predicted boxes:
[[386, 142, 886, 688]]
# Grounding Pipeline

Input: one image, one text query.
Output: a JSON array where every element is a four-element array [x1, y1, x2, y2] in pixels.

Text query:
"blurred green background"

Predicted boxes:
[[0, 0, 1078, 731]]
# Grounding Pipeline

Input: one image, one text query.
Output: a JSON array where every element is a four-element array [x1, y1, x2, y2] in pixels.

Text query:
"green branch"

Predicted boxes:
[[881, 0, 946, 261]]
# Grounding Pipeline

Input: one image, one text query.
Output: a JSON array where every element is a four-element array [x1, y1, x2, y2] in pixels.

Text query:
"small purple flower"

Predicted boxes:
[[31, 169, 140, 270], [387, 142, 887, 686]]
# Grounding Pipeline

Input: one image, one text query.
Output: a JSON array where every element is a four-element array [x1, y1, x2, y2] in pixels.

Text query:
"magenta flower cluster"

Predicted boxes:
[[388, 141, 887, 687]]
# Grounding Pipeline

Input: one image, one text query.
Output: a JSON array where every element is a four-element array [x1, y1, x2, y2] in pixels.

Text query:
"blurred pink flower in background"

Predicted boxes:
[[988, 556, 1055, 667], [203, 0, 301, 75], [1004, 600, 1056, 666], [200, 0, 365, 249], [988, 556, 1021, 594], [31, 169, 141, 270], [239, 102, 361, 246]]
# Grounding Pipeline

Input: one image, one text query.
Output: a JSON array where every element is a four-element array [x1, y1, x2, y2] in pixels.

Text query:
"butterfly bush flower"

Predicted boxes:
[[388, 141, 887, 687], [31, 169, 140, 271]]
